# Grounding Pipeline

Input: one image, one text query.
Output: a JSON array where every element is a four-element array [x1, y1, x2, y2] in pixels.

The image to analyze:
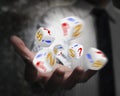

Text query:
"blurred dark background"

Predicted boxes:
[[0, 0, 120, 96]]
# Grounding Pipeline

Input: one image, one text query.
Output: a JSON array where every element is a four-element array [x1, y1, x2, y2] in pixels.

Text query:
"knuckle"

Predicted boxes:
[[55, 68, 65, 76]]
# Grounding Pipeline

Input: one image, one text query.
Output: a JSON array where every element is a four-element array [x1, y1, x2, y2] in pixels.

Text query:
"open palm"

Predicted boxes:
[[10, 35, 97, 92]]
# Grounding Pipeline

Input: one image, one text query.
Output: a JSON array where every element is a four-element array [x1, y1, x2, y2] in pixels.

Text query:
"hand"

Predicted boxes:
[[10, 35, 97, 93]]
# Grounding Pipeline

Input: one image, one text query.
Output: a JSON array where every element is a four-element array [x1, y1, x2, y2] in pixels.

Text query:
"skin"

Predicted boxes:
[[10, 36, 97, 92], [10, 0, 110, 93]]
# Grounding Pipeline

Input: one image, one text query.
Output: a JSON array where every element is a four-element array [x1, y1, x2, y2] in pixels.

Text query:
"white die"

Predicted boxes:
[[68, 43, 83, 59], [61, 16, 84, 41], [85, 48, 108, 70], [33, 48, 56, 73], [35, 27, 55, 47], [53, 44, 71, 68], [56, 55, 72, 68], [53, 44, 65, 56]]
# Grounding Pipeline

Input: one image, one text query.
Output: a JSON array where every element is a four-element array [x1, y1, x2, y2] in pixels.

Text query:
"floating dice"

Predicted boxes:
[[61, 16, 84, 41], [33, 16, 109, 71], [35, 27, 55, 48], [33, 48, 56, 73], [68, 43, 83, 59], [85, 48, 108, 70]]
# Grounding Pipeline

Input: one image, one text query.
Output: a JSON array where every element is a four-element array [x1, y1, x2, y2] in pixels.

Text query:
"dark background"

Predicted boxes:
[[0, 0, 120, 96]]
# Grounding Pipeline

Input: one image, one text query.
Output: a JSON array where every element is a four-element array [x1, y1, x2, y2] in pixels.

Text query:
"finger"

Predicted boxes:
[[80, 70, 97, 83], [45, 68, 65, 93], [64, 66, 84, 89], [53, 64, 71, 72], [10, 35, 35, 62], [36, 64, 69, 84], [24, 63, 38, 82], [36, 71, 53, 84]]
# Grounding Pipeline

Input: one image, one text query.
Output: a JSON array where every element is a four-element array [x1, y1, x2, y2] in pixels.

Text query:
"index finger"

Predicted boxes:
[[10, 35, 35, 62]]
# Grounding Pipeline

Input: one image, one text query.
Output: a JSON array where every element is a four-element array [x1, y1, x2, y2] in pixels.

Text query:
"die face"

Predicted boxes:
[[40, 37, 55, 47], [61, 22, 70, 36], [68, 48, 76, 58], [72, 24, 82, 38], [43, 28, 51, 35], [53, 44, 64, 56], [35, 29, 43, 42], [52, 44, 71, 67], [61, 16, 84, 41], [90, 48, 107, 62], [67, 17, 83, 38], [35, 27, 55, 47], [74, 44, 83, 58], [33, 49, 56, 73], [33, 49, 48, 72], [68, 43, 83, 59], [61, 21, 72, 40], [94, 48, 106, 59], [46, 51, 56, 68], [86, 48, 108, 70], [56, 55, 72, 68]]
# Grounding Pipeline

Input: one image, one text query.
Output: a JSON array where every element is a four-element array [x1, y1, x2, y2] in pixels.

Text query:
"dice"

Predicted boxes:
[[53, 44, 71, 67], [61, 16, 84, 41], [33, 17, 109, 71], [68, 43, 83, 59], [35, 27, 55, 48], [53, 44, 64, 56], [56, 55, 72, 68], [33, 48, 56, 73], [85, 48, 108, 70]]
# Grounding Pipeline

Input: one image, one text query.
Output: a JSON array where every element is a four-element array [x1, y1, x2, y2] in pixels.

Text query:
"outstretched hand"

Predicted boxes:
[[10, 35, 97, 92]]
